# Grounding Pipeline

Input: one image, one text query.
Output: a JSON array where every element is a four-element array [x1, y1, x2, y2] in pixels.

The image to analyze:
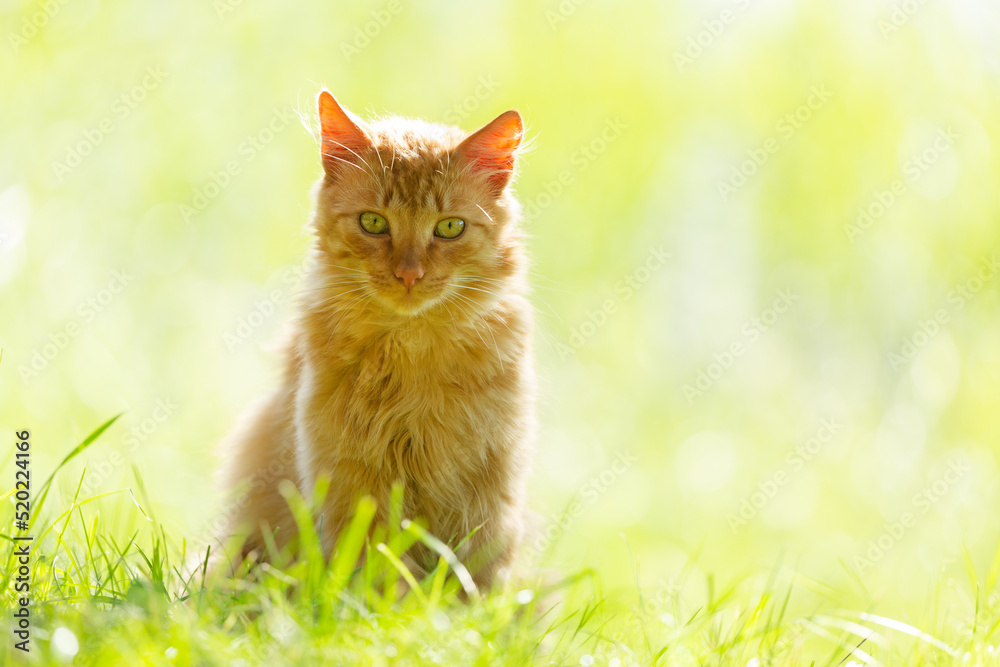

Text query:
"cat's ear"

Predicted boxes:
[[318, 91, 373, 176], [455, 110, 523, 194]]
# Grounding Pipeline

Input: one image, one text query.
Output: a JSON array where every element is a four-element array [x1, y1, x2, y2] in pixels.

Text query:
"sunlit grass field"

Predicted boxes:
[[4, 419, 1000, 665], [3, 0, 1000, 663]]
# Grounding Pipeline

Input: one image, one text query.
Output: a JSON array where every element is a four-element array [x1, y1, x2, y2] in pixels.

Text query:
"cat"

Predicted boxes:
[[212, 90, 535, 591]]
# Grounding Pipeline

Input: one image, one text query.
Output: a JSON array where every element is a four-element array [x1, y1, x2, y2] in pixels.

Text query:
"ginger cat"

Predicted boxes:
[[213, 91, 535, 590]]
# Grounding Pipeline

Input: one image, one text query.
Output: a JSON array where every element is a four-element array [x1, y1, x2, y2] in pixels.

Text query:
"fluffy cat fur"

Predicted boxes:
[[213, 91, 535, 590]]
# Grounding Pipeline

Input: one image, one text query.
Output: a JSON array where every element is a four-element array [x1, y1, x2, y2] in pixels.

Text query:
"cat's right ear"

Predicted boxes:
[[318, 91, 373, 176], [454, 110, 524, 195]]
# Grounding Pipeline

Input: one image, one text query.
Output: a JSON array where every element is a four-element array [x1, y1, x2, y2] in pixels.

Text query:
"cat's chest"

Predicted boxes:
[[351, 331, 478, 401], [306, 329, 512, 459]]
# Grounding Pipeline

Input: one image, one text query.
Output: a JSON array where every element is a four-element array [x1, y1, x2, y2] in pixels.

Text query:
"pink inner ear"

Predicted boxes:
[[458, 110, 523, 190], [318, 91, 371, 171]]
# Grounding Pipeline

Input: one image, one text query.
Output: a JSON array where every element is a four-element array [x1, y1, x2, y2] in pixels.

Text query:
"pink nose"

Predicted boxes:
[[395, 266, 423, 289]]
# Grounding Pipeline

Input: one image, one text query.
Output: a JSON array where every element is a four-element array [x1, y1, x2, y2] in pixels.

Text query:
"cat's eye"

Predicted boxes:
[[434, 217, 465, 239], [359, 212, 389, 235]]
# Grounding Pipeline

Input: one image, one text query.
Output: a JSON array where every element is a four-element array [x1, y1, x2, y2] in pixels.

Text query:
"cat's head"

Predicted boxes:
[[309, 91, 527, 319]]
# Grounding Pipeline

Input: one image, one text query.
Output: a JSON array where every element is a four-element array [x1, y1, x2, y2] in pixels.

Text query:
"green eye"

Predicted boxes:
[[434, 217, 465, 239], [359, 212, 389, 234]]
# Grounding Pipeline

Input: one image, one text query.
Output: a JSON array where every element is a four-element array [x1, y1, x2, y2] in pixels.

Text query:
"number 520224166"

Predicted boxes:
[[15, 430, 30, 528]]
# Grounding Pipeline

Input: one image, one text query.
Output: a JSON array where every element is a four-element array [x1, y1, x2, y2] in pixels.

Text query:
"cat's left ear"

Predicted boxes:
[[455, 110, 524, 194], [318, 91, 373, 176]]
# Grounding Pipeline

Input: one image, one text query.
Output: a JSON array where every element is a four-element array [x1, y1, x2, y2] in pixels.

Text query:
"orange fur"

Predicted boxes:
[[214, 92, 535, 590]]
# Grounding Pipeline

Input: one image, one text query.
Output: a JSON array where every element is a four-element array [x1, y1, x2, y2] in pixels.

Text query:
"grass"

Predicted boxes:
[[3, 420, 1000, 666]]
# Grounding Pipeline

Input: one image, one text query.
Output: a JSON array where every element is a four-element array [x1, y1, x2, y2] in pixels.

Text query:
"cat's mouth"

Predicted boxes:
[[375, 281, 446, 317]]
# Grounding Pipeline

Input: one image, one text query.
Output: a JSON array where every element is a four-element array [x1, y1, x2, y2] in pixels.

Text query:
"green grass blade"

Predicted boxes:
[[34, 414, 122, 519]]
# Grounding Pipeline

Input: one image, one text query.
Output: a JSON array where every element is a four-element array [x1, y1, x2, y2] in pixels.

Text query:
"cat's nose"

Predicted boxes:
[[395, 265, 424, 290]]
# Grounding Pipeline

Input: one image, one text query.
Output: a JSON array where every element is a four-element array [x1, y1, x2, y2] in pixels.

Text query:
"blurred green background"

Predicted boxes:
[[2, 0, 999, 624]]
